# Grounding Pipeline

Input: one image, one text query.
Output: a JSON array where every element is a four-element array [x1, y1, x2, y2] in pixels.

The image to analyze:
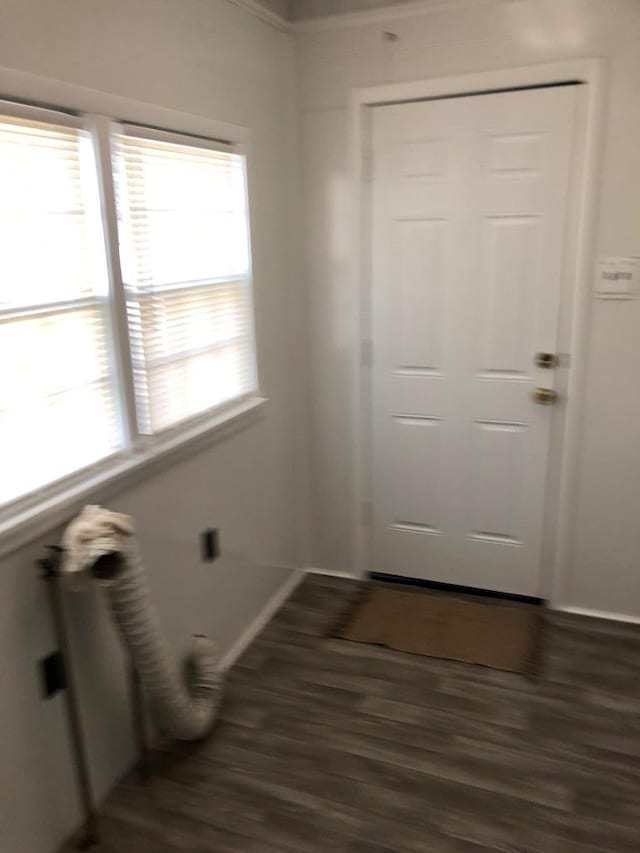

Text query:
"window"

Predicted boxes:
[[0, 110, 120, 507], [0, 103, 258, 516], [116, 128, 256, 434]]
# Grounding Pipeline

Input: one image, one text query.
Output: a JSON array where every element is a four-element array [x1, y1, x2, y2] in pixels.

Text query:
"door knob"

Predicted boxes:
[[533, 387, 557, 405], [534, 352, 558, 368]]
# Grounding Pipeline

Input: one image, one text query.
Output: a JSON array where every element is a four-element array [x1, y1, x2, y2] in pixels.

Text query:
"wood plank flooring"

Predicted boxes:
[[67, 575, 640, 852]]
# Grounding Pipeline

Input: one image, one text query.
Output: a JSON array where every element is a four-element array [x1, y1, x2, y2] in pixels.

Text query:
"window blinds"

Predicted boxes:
[[0, 112, 120, 507], [116, 131, 257, 435]]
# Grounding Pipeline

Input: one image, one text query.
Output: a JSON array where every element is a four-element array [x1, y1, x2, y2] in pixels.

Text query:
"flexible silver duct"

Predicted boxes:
[[61, 506, 224, 741]]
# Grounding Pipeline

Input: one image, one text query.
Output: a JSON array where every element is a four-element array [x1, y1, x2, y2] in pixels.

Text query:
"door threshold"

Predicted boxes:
[[369, 572, 546, 607]]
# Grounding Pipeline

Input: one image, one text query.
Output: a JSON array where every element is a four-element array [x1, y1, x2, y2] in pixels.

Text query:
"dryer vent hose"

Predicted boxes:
[[61, 505, 224, 741]]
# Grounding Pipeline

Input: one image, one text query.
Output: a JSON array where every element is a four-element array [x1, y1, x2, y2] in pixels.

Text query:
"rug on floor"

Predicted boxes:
[[330, 584, 543, 675]]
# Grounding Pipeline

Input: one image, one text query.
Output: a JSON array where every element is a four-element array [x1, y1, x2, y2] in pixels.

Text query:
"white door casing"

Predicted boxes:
[[371, 86, 577, 596]]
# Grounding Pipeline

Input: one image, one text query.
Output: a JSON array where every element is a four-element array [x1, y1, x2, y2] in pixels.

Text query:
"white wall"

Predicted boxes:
[[296, 0, 640, 615], [0, 2, 307, 852], [2, 0, 640, 848]]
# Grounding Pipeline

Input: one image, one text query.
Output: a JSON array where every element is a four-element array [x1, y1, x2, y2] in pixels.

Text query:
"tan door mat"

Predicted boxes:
[[331, 585, 543, 675]]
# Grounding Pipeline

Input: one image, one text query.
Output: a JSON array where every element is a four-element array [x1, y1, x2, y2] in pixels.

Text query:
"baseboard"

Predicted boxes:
[[557, 605, 640, 625], [305, 566, 360, 579], [214, 563, 640, 674], [218, 568, 305, 670], [305, 568, 640, 624], [369, 572, 545, 606]]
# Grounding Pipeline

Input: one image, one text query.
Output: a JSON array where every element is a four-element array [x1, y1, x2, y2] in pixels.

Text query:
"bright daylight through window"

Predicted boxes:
[[116, 130, 255, 434], [0, 103, 257, 513], [0, 111, 119, 507]]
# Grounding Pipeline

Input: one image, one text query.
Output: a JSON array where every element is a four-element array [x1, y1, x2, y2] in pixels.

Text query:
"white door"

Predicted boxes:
[[371, 86, 577, 596]]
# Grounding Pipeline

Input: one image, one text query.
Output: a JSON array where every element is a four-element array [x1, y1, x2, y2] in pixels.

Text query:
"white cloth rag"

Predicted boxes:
[[61, 504, 134, 589]]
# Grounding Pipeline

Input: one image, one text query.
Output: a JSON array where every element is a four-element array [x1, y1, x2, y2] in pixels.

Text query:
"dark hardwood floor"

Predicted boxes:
[[70, 574, 640, 852]]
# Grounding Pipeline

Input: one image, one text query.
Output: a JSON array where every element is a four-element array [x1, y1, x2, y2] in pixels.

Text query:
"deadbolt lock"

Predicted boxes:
[[533, 387, 557, 405], [535, 352, 559, 369]]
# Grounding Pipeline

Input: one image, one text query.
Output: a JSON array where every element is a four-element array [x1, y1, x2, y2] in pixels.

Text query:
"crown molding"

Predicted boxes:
[[225, 0, 292, 32], [292, 0, 503, 33], [222, 0, 506, 34]]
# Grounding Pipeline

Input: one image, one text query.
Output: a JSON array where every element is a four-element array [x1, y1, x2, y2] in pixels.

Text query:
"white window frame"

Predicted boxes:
[[0, 68, 267, 557], [113, 121, 259, 441]]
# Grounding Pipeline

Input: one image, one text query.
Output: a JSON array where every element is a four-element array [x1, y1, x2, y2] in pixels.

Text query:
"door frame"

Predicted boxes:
[[348, 59, 606, 607]]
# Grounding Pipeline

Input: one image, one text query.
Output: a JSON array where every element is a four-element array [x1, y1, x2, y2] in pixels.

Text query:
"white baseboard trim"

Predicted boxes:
[[305, 566, 360, 579], [214, 566, 640, 674], [304, 573, 640, 625], [219, 568, 305, 670], [556, 605, 640, 626]]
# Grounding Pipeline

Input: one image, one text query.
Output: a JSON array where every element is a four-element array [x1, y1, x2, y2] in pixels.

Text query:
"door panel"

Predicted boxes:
[[394, 218, 447, 371], [478, 216, 539, 376], [371, 86, 577, 596], [388, 414, 444, 529], [468, 418, 527, 541]]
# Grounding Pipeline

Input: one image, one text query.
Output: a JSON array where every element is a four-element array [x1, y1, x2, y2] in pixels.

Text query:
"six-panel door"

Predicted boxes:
[[371, 86, 577, 595]]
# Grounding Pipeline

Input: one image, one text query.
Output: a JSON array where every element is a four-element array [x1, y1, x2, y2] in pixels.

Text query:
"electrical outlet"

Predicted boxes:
[[200, 528, 220, 562], [40, 651, 66, 699]]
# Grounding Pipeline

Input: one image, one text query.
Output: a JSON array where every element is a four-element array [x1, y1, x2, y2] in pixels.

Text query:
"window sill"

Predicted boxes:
[[0, 395, 268, 560]]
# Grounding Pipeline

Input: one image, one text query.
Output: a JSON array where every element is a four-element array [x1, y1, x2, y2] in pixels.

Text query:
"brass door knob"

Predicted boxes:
[[535, 352, 558, 368], [533, 387, 557, 405]]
